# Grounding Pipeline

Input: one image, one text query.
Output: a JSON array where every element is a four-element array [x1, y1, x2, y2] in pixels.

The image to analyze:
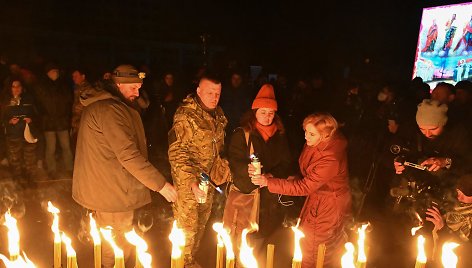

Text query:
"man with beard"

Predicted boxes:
[[72, 64, 177, 268], [393, 99, 471, 177]]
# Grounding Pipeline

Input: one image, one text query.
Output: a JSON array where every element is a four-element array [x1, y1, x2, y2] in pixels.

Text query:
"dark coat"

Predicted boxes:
[[267, 131, 352, 267], [227, 127, 292, 237], [34, 77, 73, 131], [2, 93, 39, 139]]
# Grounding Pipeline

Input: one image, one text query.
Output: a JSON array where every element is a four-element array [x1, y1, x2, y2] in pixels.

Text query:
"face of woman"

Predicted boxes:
[[255, 108, 275, 126], [11, 81, 23, 97], [304, 123, 323, 147]]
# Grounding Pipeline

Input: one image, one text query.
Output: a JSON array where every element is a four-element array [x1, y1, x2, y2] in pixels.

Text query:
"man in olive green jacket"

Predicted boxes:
[[168, 75, 231, 268], [72, 65, 177, 268]]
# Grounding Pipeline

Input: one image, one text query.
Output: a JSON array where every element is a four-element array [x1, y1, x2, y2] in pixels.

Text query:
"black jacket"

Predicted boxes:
[[2, 93, 39, 139]]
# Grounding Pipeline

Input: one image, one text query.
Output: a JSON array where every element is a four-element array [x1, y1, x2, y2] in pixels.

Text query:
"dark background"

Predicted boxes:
[[0, 0, 467, 80]]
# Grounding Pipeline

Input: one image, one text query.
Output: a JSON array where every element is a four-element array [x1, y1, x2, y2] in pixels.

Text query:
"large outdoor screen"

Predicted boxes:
[[413, 2, 472, 87]]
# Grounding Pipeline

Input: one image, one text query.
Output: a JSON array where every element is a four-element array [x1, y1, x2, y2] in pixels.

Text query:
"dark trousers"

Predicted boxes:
[[6, 137, 37, 178]]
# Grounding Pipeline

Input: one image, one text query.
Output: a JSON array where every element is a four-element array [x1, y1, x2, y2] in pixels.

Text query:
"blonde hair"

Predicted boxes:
[[303, 113, 338, 139]]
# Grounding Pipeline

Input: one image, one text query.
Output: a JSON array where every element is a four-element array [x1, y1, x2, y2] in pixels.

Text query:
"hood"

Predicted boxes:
[[81, 80, 117, 107]]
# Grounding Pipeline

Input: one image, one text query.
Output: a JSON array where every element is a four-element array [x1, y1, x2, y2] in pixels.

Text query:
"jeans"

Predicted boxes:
[[44, 130, 73, 173]]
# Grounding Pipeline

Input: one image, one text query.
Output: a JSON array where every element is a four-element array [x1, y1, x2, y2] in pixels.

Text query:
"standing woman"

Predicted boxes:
[[226, 84, 292, 257], [252, 113, 352, 267], [1, 78, 39, 181]]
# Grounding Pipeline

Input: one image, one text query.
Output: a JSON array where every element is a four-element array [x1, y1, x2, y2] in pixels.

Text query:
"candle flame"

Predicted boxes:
[[47, 201, 61, 243], [239, 227, 258, 268], [168, 220, 186, 259], [411, 226, 423, 236], [61, 233, 77, 257], [291, 219, 305, 262], [441, 242, 459, 268], [3, 211, 20, 259], [416, 235, 427, 264], [212, 222, 234, 260], [100, 227, 124, 259], [0, 253, 36, 268], [125, 229, 152, 268], [341, 242, 356, 268], [89, 214, 101, 245], [356, 223, 369, 263], [415, 212, 424, 225]]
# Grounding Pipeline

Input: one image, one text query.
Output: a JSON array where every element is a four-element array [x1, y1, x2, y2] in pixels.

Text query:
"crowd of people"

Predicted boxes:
[[1, 57, 472, 267]]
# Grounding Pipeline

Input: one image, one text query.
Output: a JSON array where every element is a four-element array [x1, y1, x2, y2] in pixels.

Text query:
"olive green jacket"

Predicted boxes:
[[168, 94, 231, 189]]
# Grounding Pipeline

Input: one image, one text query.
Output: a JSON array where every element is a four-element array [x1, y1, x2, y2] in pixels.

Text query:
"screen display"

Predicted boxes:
[[413, 2, 472, 87]]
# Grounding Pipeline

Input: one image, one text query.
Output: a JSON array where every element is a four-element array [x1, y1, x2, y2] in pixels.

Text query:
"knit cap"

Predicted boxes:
[[112, 64, 145, 84], [252, 84, 278, 110], [416, 99, 448, 127]]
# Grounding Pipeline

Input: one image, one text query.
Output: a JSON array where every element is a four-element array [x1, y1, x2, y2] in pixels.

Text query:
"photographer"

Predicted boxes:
[[393, 99, 471, 177], [426, 174, 472, 266]]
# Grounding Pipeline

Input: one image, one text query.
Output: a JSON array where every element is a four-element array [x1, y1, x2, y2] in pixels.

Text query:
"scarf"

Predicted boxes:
[[255, 122, 277, 142], [446, 202, 472, 241]]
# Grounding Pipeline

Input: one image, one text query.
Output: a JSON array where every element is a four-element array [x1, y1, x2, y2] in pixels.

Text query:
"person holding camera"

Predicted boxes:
[[393, 99, 471, 176], [426, 174, 472, 266]]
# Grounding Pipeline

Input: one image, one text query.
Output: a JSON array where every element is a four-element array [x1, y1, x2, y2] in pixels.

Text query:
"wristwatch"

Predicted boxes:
[[445, 158, 452, 169]]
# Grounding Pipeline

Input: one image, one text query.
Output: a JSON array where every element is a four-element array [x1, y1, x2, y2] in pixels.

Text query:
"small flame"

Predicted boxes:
[[291, 219, 305, 262], [411, 226, 423, 236], [416, 235, 427, 264], [61, 233, 77, 257], [3, 211, 20, 259], [441, 242, 459, 268], [415, 212, 424, 225], [341, 242, 356, 268], [89, 214, 101, 245], [356, 223, 369, 263], [0, 253, 36, 268], [47, 201, 61, 243], [239, 227, 258, 268], [212, 222, 235, 260], [168, 220, 186, 259], [100, 227, 124, 259], [125, 229, 152, 268]]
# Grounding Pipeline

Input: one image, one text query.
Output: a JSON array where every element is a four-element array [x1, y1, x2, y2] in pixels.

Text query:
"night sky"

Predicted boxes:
[[0, 0, 467, 79]]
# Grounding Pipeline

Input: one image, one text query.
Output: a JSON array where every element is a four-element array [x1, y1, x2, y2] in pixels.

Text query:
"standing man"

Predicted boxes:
[[168, 74, 232, 268], [72, 64, 177, 268]]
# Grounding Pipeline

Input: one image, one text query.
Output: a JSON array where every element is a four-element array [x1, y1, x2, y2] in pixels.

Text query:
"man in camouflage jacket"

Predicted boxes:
[[168, 75, 231, 268]]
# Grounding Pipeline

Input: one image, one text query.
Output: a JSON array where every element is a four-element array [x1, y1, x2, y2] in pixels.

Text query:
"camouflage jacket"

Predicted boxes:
[[168, 94, 231, 189]]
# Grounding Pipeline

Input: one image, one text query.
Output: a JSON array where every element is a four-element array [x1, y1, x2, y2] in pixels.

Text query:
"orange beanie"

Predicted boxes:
[[252, 84, 278, 110]]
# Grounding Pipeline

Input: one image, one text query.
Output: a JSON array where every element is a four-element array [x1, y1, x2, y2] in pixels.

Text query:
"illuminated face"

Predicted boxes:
[[419, 125, 444, 140], [304, 123, 322, 147], [117, 83, 142, 101], [11, 80, 23, 97], [255, 108, 275, 126], [72, 71, 86, 86], [47, 69, 60, 81], [197, 79, 221, 109]]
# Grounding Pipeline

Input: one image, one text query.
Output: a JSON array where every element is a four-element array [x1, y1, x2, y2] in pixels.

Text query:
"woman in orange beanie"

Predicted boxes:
[[225, 83, 292, 261]]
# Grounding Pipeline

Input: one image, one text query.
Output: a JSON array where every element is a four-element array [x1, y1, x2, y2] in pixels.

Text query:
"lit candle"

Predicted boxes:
[[356, 224, 369, 268], [239, 226, 258, 268], [3, 211, 20, 261], [216, 235, 225, 268], [0, 252, 36, 267], [125, 229, 152, 268], [441, 242, 459, 268], [100, 227, 125, 268], [89, 214, 101, 268], [341, 243, 356, 268], [291, 219, 305, 268], [414, 235, 427, 268], [62, 233, 78, 268], [266, 244, 275, 268], [47, 201, 62, 268], [316, 243, 326, 268], [169, 221, 186, 268], [212, 223, 235, 268]]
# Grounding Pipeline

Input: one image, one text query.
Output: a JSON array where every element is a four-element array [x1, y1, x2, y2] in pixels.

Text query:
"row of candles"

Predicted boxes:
[[0, 201, 462, 268]]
